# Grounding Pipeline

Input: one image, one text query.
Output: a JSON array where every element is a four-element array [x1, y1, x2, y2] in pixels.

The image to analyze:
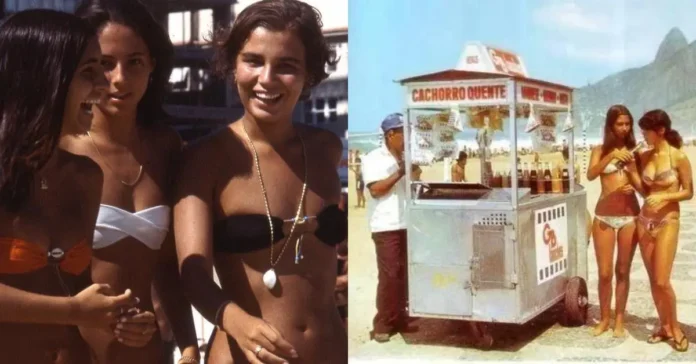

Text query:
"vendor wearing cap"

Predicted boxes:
[[451, 151, 468, 182], [362, 113, 418, 343]]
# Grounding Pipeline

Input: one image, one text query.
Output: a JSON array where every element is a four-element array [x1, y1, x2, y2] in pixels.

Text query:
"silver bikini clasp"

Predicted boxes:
[[47, 247, 65, 262]]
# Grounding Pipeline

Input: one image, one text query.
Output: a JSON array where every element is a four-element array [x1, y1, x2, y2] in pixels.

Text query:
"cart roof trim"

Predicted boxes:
[[398, 69, 573, 92]]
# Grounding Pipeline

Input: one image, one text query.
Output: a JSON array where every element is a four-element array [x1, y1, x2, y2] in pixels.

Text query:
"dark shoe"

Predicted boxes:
[[675, 335, 689, 352], [373, 332, 391, 343]]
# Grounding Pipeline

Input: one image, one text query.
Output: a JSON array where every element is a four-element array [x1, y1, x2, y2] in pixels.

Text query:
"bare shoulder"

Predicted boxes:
[[673, 147, 690, 164], [300, 124, 342, 146], [62, 151, 103, 195], [145, 122, 183, 154], [297, 125, 343, 162], [178, 126, 236, 179], [636, 148, 654, 161]]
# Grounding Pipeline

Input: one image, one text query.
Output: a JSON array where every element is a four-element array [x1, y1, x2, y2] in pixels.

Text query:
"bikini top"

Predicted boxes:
[[602, 162, 623, 175], [0, 238, 91, 275], [642, 148, 679, 188], [93, 204, 170, 250], [213, 204, 347, 254]]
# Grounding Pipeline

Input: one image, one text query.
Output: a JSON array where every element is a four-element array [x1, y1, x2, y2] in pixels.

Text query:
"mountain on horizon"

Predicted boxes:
[[573, 27, 696, 137]]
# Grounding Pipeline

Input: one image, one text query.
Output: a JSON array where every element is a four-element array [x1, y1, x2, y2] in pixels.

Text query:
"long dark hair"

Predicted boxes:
[[76, 0, 174, 125], [601, 104, 636, 157], [0, 10, 95, 212], [638, 109, 683, 149], [211, 0, 338, 100]]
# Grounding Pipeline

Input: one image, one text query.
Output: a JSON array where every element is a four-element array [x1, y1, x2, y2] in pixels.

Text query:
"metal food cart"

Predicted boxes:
[[400, 68, 589, 343]]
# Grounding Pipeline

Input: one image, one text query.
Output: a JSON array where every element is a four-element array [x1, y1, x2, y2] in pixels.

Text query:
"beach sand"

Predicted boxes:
[[347, 146, 696, 361]]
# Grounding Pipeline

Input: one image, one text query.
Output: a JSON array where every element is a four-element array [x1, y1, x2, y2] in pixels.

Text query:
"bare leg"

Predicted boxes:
[[592, 218, 616, 336], [613, 221, 638, 337], [637, 222, 672, 341], [652, 219, 686, 349]]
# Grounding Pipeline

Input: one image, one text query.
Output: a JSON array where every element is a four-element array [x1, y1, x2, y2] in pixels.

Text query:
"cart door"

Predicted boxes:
[[407, 208, 473, 318]]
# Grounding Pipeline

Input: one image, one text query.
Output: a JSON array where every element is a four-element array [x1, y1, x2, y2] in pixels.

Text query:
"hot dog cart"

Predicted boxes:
[[400, 67, 589, 343]]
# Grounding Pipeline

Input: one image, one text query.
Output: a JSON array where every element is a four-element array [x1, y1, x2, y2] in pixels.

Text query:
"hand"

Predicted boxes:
[[612, 149, 634, 163], [646, 194, 666, 207], [619, 184, 635, 195], [114, 309, 158, 347], [624, 159, 638, 173], [335, 275, 348, 291], [222, 305, 298, 364], [71, 284, 138, 328], [397, 158, 406, 176]]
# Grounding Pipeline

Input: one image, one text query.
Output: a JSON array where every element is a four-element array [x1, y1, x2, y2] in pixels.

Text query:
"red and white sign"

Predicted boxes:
[[517, 82, 571, 108], [408, 82, 508, 107], [457, 42, 529, 77], [488, 47, 525, 77], [535, 203, 568, 285]]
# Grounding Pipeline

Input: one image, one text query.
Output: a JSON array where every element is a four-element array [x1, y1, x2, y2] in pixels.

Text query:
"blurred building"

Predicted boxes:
[[1, 0, 347, 143]]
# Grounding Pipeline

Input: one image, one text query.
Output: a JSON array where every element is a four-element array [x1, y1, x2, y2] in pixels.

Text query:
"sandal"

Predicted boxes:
[[647, 331, 673, 344], [675, 335, 689, 352]]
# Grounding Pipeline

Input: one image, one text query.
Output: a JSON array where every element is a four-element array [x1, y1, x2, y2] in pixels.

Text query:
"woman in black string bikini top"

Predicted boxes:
[[174, 1, 347, 363], [629, 109, 692, 352]]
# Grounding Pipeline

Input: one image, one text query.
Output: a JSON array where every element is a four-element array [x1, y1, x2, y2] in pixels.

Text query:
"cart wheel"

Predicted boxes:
[[471, 322, 494, 350], [477, 332, 494, 351], [564, 276, 588, 327]]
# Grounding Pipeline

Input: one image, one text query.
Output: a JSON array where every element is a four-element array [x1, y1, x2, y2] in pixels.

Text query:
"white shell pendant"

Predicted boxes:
[[263, 269, 277, 290]]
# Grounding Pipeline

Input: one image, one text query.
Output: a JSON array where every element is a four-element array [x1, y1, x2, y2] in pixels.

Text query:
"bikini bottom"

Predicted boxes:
[[637, 213, 679, 238], [595, 215, 636, 230]]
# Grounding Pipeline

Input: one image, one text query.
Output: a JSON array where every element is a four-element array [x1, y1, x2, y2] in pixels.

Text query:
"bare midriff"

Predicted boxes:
[[595, 171, 640, 217], [207, 236, 347, 364], [79, 237, 163, 364], [0, 270, 91, 364]]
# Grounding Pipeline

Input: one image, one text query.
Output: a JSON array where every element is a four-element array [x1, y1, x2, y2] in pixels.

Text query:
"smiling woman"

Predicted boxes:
[[0, 9, 142, 364], [174, 1, 347, 363], [59, 1, 201, 363]]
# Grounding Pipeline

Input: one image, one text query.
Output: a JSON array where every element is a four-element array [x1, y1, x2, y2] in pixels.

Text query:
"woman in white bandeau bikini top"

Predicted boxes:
[[62, 2, 200, 363]]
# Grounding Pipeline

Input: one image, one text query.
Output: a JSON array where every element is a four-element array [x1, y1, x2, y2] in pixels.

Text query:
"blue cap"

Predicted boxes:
[[381, 113, 404, 133]]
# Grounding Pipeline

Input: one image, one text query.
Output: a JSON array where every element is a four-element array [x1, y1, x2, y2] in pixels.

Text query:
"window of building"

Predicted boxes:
[[328, 98, 337, 122], [168, 11, 192, 45], [304, 100, 313, 124], [327, 45, 338, 73], [6, 0, 76, 12], [197, 9, 213, 43], [168, 9, 213, 45], [170, 67, 191, 92]]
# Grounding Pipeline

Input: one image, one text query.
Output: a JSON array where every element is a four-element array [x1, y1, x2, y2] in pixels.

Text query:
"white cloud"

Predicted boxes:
[[532, 0, 696, 67], [532, 1, 617, 35]]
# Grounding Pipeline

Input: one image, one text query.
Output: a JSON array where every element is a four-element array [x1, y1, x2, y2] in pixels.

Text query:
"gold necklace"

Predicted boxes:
[[86, 130, 143, 186], [241, 122, 307, 290]]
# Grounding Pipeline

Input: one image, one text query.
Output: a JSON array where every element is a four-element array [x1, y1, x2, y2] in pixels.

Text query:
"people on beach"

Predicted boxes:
[[631, 109, 692, 352], [350, 151, 366, 208], [361, 113, 413, 343], [62, 1, 200, 362], [451, 151, 467, 182], [585, 105, 641, 338], [0, 9, 139, 363], [173, 0, 347, 362]]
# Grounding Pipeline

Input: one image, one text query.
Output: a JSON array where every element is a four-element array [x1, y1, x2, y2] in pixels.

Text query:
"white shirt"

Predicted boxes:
[[362, 145, 407, 233]]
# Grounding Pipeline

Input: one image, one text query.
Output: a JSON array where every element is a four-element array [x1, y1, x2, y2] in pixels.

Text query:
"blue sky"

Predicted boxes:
[[348, 0, 696, 133]]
